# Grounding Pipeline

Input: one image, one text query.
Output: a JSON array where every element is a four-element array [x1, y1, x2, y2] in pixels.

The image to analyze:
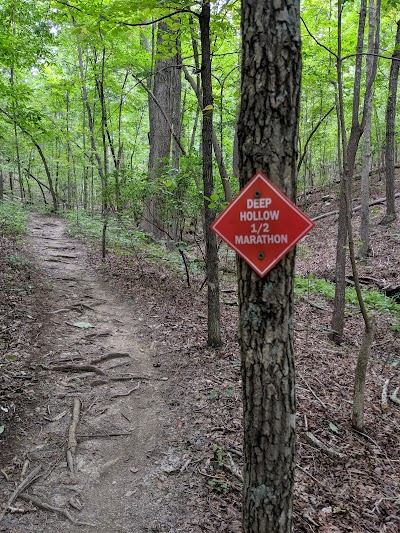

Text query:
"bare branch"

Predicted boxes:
[[54, 1, 195, 26], [300, 16, 338, 59]]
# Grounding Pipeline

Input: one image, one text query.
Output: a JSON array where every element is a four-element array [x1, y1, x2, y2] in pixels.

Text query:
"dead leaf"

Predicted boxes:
[[156, 478, 166, 491]]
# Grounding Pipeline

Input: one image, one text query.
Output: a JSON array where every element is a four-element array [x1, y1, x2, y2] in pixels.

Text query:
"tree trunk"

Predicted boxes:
[[0, 170, 4, 201], [199, 2, 221, 348], [142, 22, 176, 238], [238, 0, 301, 530], [73, 21, 106, 213], [331, 0, 367, 344], [183, 67, 233, 203], [359, 0, 380, 258], [381, 19, 400, 224]]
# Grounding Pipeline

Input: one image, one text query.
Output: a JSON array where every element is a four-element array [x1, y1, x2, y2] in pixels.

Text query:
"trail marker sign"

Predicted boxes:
[[211, 172, 315, 277]]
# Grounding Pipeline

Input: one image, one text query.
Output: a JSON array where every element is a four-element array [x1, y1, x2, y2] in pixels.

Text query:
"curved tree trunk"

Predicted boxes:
[[331, 0, 367, 344]]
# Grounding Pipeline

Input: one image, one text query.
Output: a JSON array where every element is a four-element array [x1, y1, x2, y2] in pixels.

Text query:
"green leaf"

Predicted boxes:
[[0, 426, 5, 435], [72, 321, 95, 329], [7, 355, 17, 362], [328, 421, 340, 434]]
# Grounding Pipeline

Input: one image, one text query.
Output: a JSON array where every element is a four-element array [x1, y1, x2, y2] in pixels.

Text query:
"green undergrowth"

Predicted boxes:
[[295, 274, 400, 316], [0, 200, 27, 236], [63, 209, 203, 277], [62, 210, 399, 321]]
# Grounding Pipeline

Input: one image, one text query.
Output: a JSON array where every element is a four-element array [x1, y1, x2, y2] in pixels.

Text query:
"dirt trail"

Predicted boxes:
[[1, 215, 185, 532]]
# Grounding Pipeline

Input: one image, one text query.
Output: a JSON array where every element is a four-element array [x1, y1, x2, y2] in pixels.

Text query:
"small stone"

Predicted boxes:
[[130, 467, 139, 474]]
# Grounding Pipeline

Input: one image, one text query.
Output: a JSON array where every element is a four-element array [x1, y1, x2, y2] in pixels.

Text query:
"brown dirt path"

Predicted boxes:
[[0, 215, 188, 532]]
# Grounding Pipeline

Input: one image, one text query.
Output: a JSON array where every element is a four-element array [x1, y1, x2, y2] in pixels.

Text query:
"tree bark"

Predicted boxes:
[[199, 2, 221, 348], [381, 19, 400, 224], [238, 0, 301, 530], [183, 66, 233, 203], [142, 21, 176, 239], [331, 0, 367, 344], [0, 170, 4, 201], [359, 0, 380, 258]]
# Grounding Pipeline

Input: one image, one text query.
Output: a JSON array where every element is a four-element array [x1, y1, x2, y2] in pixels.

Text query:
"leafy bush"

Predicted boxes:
[[295, 274, 400, 315], [0, 201, 27, 235]]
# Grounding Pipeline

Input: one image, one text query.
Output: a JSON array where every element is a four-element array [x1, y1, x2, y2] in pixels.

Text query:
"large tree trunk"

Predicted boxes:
[[142, 22, 176, 239], [238, 0, 301, 530], [199, 2, 221, 347], [381, 19, 400, 224]]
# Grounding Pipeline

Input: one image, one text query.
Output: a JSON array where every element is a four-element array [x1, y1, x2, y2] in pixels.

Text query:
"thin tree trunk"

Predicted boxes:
[[199, 3, 221, 348], [0, 170, 4, 201], [331, 0, 367, 344], [183, 66, 232, 202], [359, 0, 380, 258], [74, 25, 106, 213], [381, 19, 400, 224]]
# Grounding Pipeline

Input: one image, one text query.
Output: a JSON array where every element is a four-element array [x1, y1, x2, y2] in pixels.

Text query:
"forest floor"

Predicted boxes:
[[0, 174, 399, 532]]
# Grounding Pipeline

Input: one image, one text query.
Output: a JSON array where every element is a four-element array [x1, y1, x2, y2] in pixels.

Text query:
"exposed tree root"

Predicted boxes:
[[390, 386, 400, 406], [90, 352, 131, 365], [40, 363, 105, 375], [381, 379, 390, 411], [0, 465, 42, 524], [67, 398, 81, 477], [18, 493, 96, 527]]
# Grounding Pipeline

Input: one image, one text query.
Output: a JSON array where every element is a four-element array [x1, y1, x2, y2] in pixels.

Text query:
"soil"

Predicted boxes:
[[0, 176, 399, 533]]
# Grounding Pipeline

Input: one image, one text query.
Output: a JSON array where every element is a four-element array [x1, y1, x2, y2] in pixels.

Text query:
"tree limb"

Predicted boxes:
[[132, 73, 187, 156], [312, 193, 400, 222]]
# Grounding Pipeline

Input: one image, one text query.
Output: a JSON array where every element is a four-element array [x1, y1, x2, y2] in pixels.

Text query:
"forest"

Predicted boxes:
[[0, 0, 399, 532]]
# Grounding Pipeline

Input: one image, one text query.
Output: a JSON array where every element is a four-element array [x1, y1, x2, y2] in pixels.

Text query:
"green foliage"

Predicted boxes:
[[5, 254, 31, 268], [0, 200, 27, 235], [208, 444, 229, 493], [295, 274, 400, 315]]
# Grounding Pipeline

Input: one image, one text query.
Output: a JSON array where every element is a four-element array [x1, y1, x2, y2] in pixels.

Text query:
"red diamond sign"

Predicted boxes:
[[211, 172, 315, 277]]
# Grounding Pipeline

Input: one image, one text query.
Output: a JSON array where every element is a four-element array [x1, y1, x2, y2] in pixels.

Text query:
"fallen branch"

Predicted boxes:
[[0, 465, 42, 524], [390, 386, 400, 406], [381, 379, 390, 411], [297, 465, 325, 487], [312, 193, 400, 222], [298, 374, 327, 409], [304, 431, 346, 459], [18, 493, 96, 527], [66, 398, 81, 476]]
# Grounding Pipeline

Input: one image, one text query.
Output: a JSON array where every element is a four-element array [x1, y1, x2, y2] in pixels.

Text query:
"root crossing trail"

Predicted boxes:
[[1, 215, 185, 532]]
